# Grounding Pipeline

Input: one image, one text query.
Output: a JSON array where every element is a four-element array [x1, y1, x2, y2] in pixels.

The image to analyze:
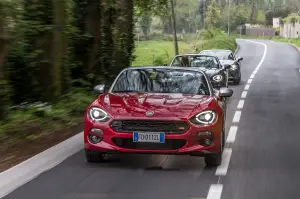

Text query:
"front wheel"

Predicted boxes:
[[85, 149, 105, 163], [205, 153, 222, 166], [233, 71, 241, 85], [205, 122, 224, 166]]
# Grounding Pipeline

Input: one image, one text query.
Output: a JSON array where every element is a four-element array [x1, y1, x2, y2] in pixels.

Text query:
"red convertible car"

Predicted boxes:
[[84, 66, 233, 166]]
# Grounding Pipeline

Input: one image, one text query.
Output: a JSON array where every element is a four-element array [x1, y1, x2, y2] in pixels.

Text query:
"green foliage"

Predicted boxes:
[[205, 1, 221, 29], [199, 28, 223, 40], [283, 13, 300, 24], [256, 10, 266, 25], [196, 28, 237, 52], [134, 0, 169, 17], [132, 40, 190, 66]]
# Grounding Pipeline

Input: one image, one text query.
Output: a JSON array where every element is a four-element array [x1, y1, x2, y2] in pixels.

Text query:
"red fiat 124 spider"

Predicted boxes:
[[84, 66, 233, 166]]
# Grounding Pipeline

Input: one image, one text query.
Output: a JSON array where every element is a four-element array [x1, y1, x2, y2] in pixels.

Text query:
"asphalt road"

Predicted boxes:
[[3, 39, 300, 199]]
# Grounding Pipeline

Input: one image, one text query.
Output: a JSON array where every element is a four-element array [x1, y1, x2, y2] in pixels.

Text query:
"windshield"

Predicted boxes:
[[201, 51, 233, 60], [111, 68, 210, 95], [170, 55, 220, 69]]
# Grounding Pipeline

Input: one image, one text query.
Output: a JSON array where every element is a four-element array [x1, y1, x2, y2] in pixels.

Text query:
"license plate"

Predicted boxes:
[[133, 132, 165, 143]]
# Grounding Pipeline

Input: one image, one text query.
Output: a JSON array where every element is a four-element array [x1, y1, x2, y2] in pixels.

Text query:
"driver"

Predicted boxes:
[[181, 55, 189, 67]]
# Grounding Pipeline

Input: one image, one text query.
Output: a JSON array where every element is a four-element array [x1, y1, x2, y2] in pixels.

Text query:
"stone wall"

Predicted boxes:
[[242, 27, 276, 37], [280, 22, 300, 38]]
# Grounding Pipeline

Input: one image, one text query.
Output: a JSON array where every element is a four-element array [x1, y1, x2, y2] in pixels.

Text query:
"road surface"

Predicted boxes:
[[2, 39, 300, 199]]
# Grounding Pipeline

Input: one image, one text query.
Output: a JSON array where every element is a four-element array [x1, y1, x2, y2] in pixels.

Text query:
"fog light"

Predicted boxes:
[[88, 135, 103, 144], [197, 131, 212, 136], [198, 138, 213, 146], [204, 138, 212, 145], [89, 128, 104, 134]]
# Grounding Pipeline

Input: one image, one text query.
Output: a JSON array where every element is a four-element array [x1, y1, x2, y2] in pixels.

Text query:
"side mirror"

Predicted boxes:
[[236, 57, 243, 62], [219, 87, 233, 98], [224, 64, 231, 70], [94, 84, 106, 94]]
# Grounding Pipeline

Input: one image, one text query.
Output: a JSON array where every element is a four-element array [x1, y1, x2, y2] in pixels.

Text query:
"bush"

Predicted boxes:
[[195, 28, 237, 52]]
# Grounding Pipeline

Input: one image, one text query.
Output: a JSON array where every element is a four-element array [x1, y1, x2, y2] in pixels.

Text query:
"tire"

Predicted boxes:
[[233, 71, 241, 85], [204, 120, 224, 167], [85, 149, 104, 163]]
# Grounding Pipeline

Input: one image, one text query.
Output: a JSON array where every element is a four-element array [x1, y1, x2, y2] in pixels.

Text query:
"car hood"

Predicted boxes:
[[219, 60, 235, 65], [94, 93, 214, 119]]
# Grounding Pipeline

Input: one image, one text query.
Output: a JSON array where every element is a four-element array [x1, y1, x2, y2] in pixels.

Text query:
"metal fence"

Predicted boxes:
[[244, 27, 276, 37]]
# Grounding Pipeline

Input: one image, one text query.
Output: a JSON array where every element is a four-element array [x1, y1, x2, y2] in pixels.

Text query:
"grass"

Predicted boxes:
[[132, 31, 237, 66], [132, 40, 193, 66]]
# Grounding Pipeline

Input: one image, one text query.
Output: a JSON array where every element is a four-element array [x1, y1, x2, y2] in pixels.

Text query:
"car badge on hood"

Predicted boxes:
[[145, 110, 154, 117]]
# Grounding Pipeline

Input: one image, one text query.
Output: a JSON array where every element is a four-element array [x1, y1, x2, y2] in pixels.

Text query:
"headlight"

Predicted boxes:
[[194, 110, 216, 125], [212, 74, 223, 82], [88, 107, 110, 122], [231, 64, 238, 70]]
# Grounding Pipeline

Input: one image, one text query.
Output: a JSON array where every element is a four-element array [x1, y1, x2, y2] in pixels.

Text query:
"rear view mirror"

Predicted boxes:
[[237, 57, 243, 62], [94, 84, 106, 94], [219, 87, 233, 98]]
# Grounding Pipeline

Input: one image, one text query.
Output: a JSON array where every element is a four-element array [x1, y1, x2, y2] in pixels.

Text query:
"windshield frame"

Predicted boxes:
[[108, 67, 213, 96], [170, 54, 222, 69], [200, 50, 233, 60]]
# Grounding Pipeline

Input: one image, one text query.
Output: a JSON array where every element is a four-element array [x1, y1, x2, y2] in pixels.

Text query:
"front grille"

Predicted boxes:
[[112, 138, 186, 150], [110, 120, 190, 134]]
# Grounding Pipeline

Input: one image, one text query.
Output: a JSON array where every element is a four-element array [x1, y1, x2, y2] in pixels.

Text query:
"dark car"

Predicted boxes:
[[199, 49, 243, 84], [84, 66, 233, 166], [169, 54, 231, 89]]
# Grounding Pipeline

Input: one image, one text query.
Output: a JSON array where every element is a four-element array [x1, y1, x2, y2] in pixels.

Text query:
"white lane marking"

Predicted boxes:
[[237, 100, 244, 109], [226, 126, 238, 143], [216, 148, 232, 176], [232, 111, 241, 123], [241, 91, 247, 98], [0, 132, 84, 198], [250, 74, 255, 78], [246, 40, 268, 69], [244, 84, 250, 90], [253, 70, 257, 74], [207, 184, 223, 199], [247, 79, 252, 84]]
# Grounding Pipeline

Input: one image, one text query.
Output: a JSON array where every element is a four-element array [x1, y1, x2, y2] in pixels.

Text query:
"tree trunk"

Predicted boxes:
[[250, 0, 256, 24], [170, 0, 179, 55], [86, 0, 101, 75], [52, 0, 66, 101], [0, 2, 10, 120]]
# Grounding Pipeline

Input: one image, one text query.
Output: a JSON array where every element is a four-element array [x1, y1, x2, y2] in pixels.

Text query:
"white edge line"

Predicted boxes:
[[0, 132, 84, 198], [241, 91, 247, 98], [215, 148, 232, 176], [226, 126, 238, 143], [207, 184, 223, 199], [250, 74, 255, 78], [232, 111, 242, 123], [244, 84, 250, 90], [237, 100, 244, 109]]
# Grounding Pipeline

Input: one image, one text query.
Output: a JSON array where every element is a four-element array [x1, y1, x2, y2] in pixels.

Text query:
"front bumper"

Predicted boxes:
[[228, 69, 239, 80], [84, 118, 223, 156]]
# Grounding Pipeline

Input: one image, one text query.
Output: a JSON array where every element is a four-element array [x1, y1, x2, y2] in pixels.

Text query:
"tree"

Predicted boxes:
[[205, 1, 221, 29]]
